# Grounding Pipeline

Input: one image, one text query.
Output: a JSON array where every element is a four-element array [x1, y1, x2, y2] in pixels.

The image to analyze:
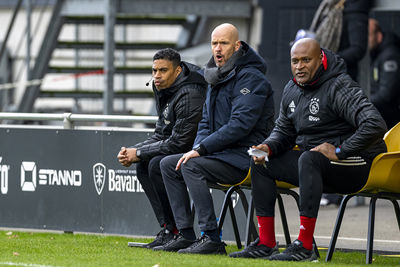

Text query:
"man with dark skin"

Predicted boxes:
[[230, 38, 387, 261], [118, 48, 206, 249]]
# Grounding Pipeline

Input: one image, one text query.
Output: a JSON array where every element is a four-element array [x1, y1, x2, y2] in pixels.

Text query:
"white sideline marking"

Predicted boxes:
[[0, 262, 61, 267], [276, 234, 400, 244]]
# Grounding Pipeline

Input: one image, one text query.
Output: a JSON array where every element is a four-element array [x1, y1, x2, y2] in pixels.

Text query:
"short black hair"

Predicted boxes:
[[153, 48, 181, 68]]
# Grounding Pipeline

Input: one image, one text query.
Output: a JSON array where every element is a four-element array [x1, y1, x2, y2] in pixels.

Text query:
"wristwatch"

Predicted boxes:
[[136, 149, 141, 158], [335, 147, 341, 154]]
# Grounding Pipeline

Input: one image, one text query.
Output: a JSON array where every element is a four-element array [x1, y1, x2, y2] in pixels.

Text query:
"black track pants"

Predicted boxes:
[[251, 150, 371, 218], [136, 155, 175, 230]]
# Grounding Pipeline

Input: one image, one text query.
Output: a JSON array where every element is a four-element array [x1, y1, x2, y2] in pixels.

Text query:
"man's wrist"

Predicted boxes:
[[263, 143, 272, 157], [335, 146, 345, 159], [193, 144, 206, 156], [136, 149, 141, 159]]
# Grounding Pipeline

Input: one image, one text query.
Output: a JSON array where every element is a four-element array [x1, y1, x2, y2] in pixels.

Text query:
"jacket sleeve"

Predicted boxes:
[[137, 86, 205, 161], [131, 120, 163, 149], [199, 71, 269, 153], [338, 12, 368, 66], [193, 101, 211, 147], [370, 52, 400, 107], [264, 85, 297, 155], [331, 75, 387, 159]]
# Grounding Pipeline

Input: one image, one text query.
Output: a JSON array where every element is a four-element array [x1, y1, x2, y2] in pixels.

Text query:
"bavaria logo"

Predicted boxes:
[[93, 163, 106, 195]]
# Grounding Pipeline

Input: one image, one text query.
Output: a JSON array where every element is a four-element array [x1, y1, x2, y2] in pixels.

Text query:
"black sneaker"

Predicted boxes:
[[141, 228, 175, 249], [153, 233, 195, 252], [177, 235, 226, 255], [269, 239, 317, 261], [229, 237, 279, 258]]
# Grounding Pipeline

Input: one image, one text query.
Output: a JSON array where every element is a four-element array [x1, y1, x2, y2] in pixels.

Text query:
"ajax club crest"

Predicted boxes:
[[309, 98, 320, 115], [93, 163, 106, 195]]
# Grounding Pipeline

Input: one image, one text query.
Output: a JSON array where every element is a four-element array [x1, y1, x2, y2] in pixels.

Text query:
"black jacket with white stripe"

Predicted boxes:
[[264, 49, 387, 161]]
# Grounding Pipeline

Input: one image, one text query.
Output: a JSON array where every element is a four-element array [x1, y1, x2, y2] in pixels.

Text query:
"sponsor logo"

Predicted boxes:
[[289, 100, 296, 112], [309, 115, 320, 122], [93, 163, 106, 195], [240, 88, 250, 95], [20, 161, 82, 192], [300, 225, 306, 230], [21, 161, 37, 192], [39, 169, 82, 186], [92, 163, 144, 195], [0, 157, 10, 195]]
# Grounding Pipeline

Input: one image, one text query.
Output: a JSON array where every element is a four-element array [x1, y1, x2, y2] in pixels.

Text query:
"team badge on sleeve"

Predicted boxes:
[[383, 60, 398, 72]]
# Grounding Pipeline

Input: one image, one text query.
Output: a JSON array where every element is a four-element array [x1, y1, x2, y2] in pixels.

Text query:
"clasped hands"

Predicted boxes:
[[117, 147, 140, 167]]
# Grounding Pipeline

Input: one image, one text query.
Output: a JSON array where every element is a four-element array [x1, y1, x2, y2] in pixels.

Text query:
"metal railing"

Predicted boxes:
[[0, 112, 158, 129]]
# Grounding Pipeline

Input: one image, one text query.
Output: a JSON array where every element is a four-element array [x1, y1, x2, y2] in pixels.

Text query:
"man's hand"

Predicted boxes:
[[251, 144, 270, 165], [117, 147, 140, 167], [176, 150, 200, 170], [310, 142, 339, 161]]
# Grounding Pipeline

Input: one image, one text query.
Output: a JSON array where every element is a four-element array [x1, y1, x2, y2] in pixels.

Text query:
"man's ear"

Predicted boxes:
[[234, 40, 241, 51], [175, 65, 182, 77]]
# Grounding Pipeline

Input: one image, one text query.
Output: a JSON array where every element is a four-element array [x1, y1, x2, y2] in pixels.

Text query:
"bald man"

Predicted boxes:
[[157, 23, 275, 254], [230, 38, 387, 261]]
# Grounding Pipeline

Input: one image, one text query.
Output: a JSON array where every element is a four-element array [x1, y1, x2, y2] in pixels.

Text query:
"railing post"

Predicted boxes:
[[63, 112, 73, 129]]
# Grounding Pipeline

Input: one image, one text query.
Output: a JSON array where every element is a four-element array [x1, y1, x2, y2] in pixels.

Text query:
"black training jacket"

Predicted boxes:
[[264, 49, 387, 161], [133, 61, 207, 161]]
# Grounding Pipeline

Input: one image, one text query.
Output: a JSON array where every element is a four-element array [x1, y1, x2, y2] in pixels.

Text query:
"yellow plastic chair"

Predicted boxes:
[[326, 122, 400, 264]]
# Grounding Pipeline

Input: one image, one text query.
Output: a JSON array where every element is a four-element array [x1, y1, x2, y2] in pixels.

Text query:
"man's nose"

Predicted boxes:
[[296, 62, 304, 69]]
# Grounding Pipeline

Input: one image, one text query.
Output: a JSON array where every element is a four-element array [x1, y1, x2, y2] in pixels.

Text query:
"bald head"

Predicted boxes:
[[211, 23, 241, 67], [211, 23, 239, 42], [290, 38, 323, 84], [291, 38, 321, 57]]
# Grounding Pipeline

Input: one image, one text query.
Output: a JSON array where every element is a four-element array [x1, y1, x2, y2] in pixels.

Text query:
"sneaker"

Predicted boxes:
[[153, 233, 195, 252], [269, 239, 318, 261], [177, 235, 226, 255], [141, 228, 175, 249], [229, 237, 279, 258]]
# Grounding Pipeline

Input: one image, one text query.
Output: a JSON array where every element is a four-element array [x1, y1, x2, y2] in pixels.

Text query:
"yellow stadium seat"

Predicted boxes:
[[326, 122, 400, 264]]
